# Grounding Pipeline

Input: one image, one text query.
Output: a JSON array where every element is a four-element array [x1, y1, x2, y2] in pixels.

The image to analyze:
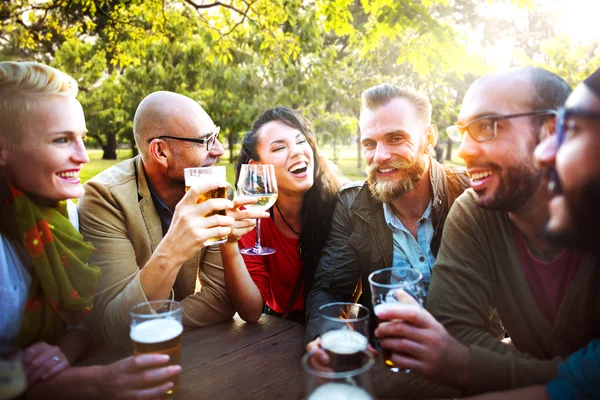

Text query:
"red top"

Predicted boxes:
[[238, 215, 304, 314], [513, 225, 582, 326]]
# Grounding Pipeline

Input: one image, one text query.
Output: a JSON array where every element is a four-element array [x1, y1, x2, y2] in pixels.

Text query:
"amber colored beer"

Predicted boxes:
[[185, 185, 227, 216], [131, 319, 183, 398]]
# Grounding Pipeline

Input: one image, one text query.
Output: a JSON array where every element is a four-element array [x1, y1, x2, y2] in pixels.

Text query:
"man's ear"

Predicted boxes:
[[425, 124, 439, 151], [148, 140, 171, 169], [248, 159, 257, 165], [539, 117, 557, 142]]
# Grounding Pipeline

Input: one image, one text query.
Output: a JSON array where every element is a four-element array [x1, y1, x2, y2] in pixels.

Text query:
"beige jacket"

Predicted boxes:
[[79, 156, 235, 349]]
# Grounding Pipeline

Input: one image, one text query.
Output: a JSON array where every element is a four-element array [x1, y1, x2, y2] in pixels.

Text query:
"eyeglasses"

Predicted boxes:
[[147, 126, 220, 151], [556, 107, 600, 148], [446, 110, 557, 142], [548, 107, 600, 194]]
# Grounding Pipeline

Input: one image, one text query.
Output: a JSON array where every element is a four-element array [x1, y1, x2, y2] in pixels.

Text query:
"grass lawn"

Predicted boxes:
[[82, 144, 464, 185]]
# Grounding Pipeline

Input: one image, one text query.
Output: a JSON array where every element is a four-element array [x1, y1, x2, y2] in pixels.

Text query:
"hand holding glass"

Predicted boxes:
[[130, 300, 183, 399], [368, 267, 426, 373], [236, 164, 278, 255], [184, 166, 233, 245]]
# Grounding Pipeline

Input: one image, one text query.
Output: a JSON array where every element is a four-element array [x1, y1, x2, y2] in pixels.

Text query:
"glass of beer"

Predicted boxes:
[[302, 349, 374, 400], [184, 166, 233, 245], [368, 267, 425, 373], [318, 302, 370, 371], [130, 300, 183, 399], [236, 164, 278, 255]]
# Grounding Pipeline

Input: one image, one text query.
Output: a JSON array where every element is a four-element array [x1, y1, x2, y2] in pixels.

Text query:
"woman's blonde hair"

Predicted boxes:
[[0, 61, 78, 147]]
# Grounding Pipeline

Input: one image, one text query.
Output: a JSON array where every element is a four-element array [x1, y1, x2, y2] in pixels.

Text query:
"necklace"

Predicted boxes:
[[275, 202, 300, 235]]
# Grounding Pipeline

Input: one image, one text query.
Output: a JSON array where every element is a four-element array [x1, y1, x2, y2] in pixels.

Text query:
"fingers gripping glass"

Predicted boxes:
[[147, 126, 220, 150], [236, 164, 278, 256], [446, 110, 557, 142]]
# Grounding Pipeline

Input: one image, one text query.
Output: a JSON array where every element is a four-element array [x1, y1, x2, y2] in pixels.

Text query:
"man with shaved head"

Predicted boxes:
[[79, 91, 266, 349], [372, 67, 600, 396]]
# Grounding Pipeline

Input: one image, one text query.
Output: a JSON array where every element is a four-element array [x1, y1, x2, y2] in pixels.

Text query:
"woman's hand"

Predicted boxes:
[[95, 354, 181, 400], [225, 197, 270, 243], [24, 342, 71, 386]]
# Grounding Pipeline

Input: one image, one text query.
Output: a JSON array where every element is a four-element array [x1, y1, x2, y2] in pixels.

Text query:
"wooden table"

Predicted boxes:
[[81, 314, 419, 399]]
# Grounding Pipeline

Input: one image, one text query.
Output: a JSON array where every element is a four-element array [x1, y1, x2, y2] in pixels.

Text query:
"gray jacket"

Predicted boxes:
[[305, 157, 469, 342]]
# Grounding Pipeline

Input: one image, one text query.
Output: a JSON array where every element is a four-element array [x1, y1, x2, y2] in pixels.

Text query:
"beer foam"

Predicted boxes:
[[374, 303, 420, 316], [321, 329, 368, 354], [130, 319, 183, 344], [309, 383, 372, 400]]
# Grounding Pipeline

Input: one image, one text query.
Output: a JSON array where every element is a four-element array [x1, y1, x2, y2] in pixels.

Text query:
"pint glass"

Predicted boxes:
[[318, 302, 370, 371], [184, 166, 232, 245], [368, 267, 425, 373], [130, 300, 183, 399]]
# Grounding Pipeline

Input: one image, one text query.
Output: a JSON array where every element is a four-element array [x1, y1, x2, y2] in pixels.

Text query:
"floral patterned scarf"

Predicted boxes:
[[0, 185, 101, 347]]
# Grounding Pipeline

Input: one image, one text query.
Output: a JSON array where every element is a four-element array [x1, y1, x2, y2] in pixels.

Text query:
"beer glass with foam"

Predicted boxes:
[[368, 267, 425, 373], [130, 300, 183, 399], [318, 302, 370, 371], [302, 349, 374, 400], [184, 166, 233, 245]]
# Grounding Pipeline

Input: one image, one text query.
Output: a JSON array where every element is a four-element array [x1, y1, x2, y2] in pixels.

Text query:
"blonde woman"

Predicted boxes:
[[0, 61, 180, 399]]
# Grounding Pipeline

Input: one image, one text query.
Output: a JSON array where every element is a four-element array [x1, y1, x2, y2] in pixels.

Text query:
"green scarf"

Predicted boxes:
[[0, 185, 101, 347]]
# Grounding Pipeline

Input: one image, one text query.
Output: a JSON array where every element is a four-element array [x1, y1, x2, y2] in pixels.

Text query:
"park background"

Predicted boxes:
[[2, 0, 599, 184]]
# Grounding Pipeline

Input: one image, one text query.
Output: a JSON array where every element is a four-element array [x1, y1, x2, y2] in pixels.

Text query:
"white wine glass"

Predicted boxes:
[[236, 164, 278, 255]]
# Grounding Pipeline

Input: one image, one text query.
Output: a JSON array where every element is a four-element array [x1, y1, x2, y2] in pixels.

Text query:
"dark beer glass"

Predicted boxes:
[[318, 302, 370, 371], [368, 267, 425, 373]]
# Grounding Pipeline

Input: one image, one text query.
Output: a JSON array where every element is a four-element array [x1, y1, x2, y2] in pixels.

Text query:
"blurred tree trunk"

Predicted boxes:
[[102, 133, 117, 160], [228, 131, 235, 164]]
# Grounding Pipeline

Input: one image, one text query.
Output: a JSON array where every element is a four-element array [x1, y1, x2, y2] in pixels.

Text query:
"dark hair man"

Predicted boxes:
[[375, 67, 600, 396]]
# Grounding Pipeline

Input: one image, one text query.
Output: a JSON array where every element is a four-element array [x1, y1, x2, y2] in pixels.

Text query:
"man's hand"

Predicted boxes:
[[95, 354, 181, 400], [24, 342, 70, 386], [160, 180, 236, 266], [225, 197, 270, 243], [375, 305, 470, 388]]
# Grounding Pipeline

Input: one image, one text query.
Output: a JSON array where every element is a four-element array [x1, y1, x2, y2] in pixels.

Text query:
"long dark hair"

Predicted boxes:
[[235, 107, 342, 298]]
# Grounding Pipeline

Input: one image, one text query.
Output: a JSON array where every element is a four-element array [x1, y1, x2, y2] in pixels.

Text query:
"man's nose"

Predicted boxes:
[[534, 134, 558, 169], [373, 142, 391, 164], [210, 138, 225, 157], [457, 132, 480, 163]]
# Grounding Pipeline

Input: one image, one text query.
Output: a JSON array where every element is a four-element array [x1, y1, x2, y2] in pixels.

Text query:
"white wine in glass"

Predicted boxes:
[[237, 164, 278, 255]]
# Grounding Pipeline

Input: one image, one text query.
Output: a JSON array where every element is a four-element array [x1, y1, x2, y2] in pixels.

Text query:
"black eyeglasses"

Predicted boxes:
[[548, 107, 600, 194], [147, 126, 220, 151], [447, 110, 557, 142], [556, 107, 600, 147]]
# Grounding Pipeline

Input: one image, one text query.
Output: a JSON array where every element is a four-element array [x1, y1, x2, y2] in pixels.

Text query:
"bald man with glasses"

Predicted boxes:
[[79, 91, 267, 349], [373, 67, 600, 396]]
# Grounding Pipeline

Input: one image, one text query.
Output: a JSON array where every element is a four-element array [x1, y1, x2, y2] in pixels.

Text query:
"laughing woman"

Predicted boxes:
[[221, 107, 342, 324], [0, 61, 180, 399]]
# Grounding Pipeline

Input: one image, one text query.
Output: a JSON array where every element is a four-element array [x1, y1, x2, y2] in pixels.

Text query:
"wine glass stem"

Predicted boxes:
[[254, 218, 263, 251]]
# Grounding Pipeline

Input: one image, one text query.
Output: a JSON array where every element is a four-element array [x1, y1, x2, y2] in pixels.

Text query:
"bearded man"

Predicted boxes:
[[305, 84, 469, 345]]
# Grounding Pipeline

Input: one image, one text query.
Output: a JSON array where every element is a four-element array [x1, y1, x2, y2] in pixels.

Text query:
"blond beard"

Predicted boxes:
[[367, 156, 427, 203]]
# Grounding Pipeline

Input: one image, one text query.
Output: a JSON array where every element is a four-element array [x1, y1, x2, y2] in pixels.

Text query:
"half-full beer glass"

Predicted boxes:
[[130, 300, 183, 399], [368, 267, 426, 373], [184, 166, 232, 245], [303, 349, 374, 400], [318, 302, 370, 371]]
